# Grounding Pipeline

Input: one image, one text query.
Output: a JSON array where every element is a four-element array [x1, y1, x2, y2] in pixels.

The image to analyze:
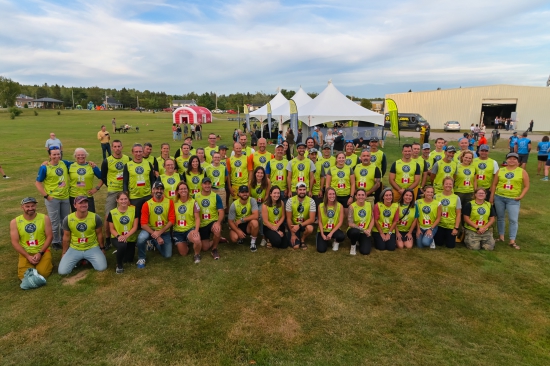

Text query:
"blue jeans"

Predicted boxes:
[[136, 230, 172, 260], [58, 246, 107, 275], [494, 194, 520, 240], [101, 143, 112, 160], [417, 227, 438, 248]]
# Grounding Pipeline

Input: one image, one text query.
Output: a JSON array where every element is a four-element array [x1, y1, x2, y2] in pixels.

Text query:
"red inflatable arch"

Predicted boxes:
[[172, 106, 212, 125]]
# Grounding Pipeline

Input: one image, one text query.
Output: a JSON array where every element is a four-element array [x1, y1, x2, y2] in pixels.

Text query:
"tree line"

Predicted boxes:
[[1, 76, 380, 110]]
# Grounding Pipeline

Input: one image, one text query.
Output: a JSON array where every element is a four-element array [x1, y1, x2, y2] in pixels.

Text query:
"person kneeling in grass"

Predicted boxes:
[[286, 182, 316, 249], [463, 188, 496, 250], [316, 187, 345, 253], [228, 185, 259, 252]]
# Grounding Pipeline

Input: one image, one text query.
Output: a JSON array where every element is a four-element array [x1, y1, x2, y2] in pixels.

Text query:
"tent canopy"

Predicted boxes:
[[270, 87, 313, 120], [249, 91, 288, 122], [298, 81, 384, 126]]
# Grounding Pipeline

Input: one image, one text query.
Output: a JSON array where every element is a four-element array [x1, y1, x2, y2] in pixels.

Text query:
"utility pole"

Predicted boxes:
[[72, 89, 74, 109], [215, 92, 218, 110]]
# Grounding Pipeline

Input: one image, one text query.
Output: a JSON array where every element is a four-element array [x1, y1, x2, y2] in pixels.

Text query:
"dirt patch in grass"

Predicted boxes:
[[229, 308, 302, 345], [61, 269, 89, 285]]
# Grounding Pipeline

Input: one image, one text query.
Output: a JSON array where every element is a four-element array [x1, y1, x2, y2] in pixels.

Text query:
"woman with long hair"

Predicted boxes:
[[261, 186, 289, 249], [463, 188, 496, 250], [316, 187, 345, 253], [107, 192, 139, 274], [347, 189, 374, 255], [490, 152, 530, 249], [415, 185, 442, 249], [324, 152, 355, 216], [173, 181, 202, 263], [396, 189, 416, 249], [183, 155, 206, 195], [325, 129, 335, 155], [434, 177, 461, 248], [286, 129, 295, 155], [372, 188, 398, 251], [282, 140, 293, 161], [537, 135, 549, 176], [196, 148, 210, 170], [249, 166, 271, 246]]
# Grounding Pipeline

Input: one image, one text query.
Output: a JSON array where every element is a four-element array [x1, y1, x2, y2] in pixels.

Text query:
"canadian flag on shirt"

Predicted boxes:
[[383, 222, 389, 228], [337, 183, 346, 189], [358, 182, 366, 188], [122, 231, 129, 235], [276, 175, 284, 181], [476, 220, 485, 227], [477, 174, 485, 180], [116, 174, 123, 181], [503, 184, 513, 190], [202, 214, 211, 220], [78, 238, 88, 243], [168, 190, 176, 197], [358, 222, 366, 228], [156, 220, 165, 227], [422, 219, 431, 225], [298, 176, 305, 182], [26, 240, 38, 246], [137, 180, 146, 187], [297, 217, 304, 222], [178, 220, 187, 227], [192, 189, 200, 194], [463, 181, 471, 186], [442, 212, 449, 218], [326, 223, 334, 230], [400, 220, 408, 226], [401, 178, 410, 184]]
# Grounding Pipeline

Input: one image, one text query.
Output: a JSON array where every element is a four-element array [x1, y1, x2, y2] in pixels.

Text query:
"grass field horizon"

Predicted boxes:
[[1, 109, 549, 365]]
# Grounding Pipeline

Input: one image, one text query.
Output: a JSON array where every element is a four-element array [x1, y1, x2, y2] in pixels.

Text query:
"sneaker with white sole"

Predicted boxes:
[[116, 267, 124, 274], [541, 177, 549, 181], [250, 243, 257, 252], [350, 244, 357, 256], [429, 241, 436, 249], [136, 259, 146, 268], [332, 241, 339, 251], [260, 239, 267, 247], [194, 254, 201, 264], [211, 249, 220, 260], [3, 176, 10, 179]]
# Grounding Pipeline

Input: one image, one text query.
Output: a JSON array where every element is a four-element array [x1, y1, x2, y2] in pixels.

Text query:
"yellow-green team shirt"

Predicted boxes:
[[159, 173, 181, 201], [373, 202, 398, 233], [348, 202, 372, 230], [229, 155, 249, 187], [146, 198, 171, 231], [109, 206, 138, 241], [65, 212, 100, 251], [176, 156, 191, 174], [392, 159, 420, 189], [287, 196, 313, 225], [436, 193, 460, 229], [318, 202, 342, 232], [317, 156, 336, 175], [69, 163, 96, 198], [40, 162, 70, 199], [464, 200, 492, 231], [233, 198, 253, 221], [454, 164, 475, 193], [174, 198, 199, 233], [105, 154, 130, 192], [327, 166, 353, 196], [288, 158, 314, 190], [312, 160, 323, 196], [369, 150, 385, 173], [495, 167, 524, 198], [415, 199, 440, 230], [250, 184, 267, 203], [184, 170, 206, 195], [16, 213, 47, 254], [251, 151, 273, 170], [265, 204, 284, 226], [126, 160, 153, 199], [473, 157, 497, 189], [396, 204, 416, 232], [207, 164, 227, 190], [268, 158, 288, 190], [432, 160, 457, 192], [156, 155, 174, 176], [354, 164, 378, 191], [204, 146, 218, 163], [429, 150, 445, 167], [194, 192, 220, 227]]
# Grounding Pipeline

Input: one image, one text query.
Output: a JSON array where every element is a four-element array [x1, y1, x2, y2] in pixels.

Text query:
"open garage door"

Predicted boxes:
[[481, 99, 517, 127]]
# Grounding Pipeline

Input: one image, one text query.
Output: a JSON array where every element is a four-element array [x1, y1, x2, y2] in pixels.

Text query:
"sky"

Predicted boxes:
[[1, 0, 549, 98]]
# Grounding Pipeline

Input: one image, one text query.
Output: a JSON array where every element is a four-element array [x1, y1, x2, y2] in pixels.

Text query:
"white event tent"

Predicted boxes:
[[270, 87, 313, 124], [249, 91, 288, 122], [298, 81, 384, 126]]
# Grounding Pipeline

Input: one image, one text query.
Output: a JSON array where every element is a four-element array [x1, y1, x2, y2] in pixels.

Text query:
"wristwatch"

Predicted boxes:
[[43, 194, 49, 199], [39, 251, 45, 256]]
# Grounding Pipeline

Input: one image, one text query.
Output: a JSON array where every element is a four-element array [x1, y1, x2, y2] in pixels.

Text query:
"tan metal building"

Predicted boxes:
[[385, 85, 550, 131]]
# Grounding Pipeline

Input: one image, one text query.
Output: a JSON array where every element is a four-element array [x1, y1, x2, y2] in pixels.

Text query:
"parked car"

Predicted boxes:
[[227, 109, 237, 114], [384, 113, 430, 131], [443, 120, 461, 131]]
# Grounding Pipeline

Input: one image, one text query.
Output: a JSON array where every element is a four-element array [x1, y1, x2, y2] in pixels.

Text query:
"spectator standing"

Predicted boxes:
[[172, 124, 177, 141], [318, 128, 324, 147], [190, 123, 195, 139], [176, 124, 182, 140], [312, 127, 320, 148], [325, 129, 335, 155], [528, 120, 534, 132], [277, 130, 284, 145], [333, 130, 345, 154], [515, 132, 532, 169], [111, 118, 116, 132], [183, 123, 188, 138], [45, 132, 63, 157], [295, 129, 302, 144], [537, 136, 550, 176], [195, 123, 202, 140], [97, 125, 112, 160], [286, 129, 295, 155]]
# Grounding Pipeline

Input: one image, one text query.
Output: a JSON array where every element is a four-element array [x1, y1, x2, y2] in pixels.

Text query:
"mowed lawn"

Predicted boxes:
[[1, 110, 549, 366]]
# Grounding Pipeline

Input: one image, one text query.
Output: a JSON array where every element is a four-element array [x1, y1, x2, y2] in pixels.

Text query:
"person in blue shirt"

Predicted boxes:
[[312, 127, 320, 148], [277, 130, 284, 145], [508, 131, 519, 153], [514, 132, 531, 169], [537, 136, 549, 177]]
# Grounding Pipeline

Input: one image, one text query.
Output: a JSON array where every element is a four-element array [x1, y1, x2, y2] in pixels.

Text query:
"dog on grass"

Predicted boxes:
[[114, 127, 124, 133]]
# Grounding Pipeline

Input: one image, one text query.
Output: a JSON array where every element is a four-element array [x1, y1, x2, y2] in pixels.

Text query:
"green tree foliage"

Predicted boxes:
[[0, 76, 21, 107], [280, 89, 295, 100], [52, 84, 62, 100], [360, 99, 373, 110], [197, 92, 215, 110]]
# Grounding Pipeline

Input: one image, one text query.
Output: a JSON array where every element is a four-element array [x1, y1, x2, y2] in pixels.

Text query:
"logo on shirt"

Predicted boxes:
[[434, 155, 442, 162], [135, 166, 144, 174], [119, 216, 130, 225], [297, 163, 305, 171], [383, 209, 391, 217], [337, 171, 345, 179], [422, 206, 432, 214], [183, 161, 189, 169], [276, 163, 284, 170], [25, 223, 37, 233], [234, 160, 242, 167], [327, 210, 335, 218], [360, 169, 368, 176], [323, 161, 330, 169], [477, 207, 486, 215], [371, 155, 378, 162], [402, 208, 409, 215], [55, 168, 64, 176], [76, 223, 88, 232], [178, 205, 187, 214], [115, 162, 125, 170], [256, 188, 262, 194], [345, 158, 352, 166], [402, 165, 411, 173], [241, 207, 247, 214], [192, 176, 200, 184], [297, 204, 305, 213], [201, 199, 210, 208], [212, 169, 220, 177], [441, 199, 450, 206], [273, 208, 280, 216], [259, 156, 267, 164], [77, 168, 87, 176], [478, 163, 487, 170], [167, 177, 176, 185], [463, 169, 471, 176], [443, 166, 452, 173], [358, 209, 367, 218], [210, 150, 216, 156], [505, 172, 515, 179], [154, 206, 164, 215]]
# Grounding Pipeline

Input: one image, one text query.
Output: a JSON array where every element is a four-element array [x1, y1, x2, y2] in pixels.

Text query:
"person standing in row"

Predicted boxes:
[[454, 150, 475, 209], [430, 146, 457, 194], [183, 156, 206, 196], [346, 189, 374, 255], [207, 152, 229, 217], [158, 158, 181, 201], [97, 125, 111, 160], [107, 192, 139, 274], [156, 143, 173, 176], [204, 133, 219, 164], [227, 142, 250, 200], [122, 143, 156, 221], [142, 143, 159, 175], [35, 147, 70, 250], [434, 177, 461, 248], [324, 152, 355, 216], [389, 144, 421, 202], [473, 144, 499, 199], [265, 144, 289, 199], [10, 197, 53, 280], [175, 144, 192, 173], [287, 143, 315, 197], [68, 148, 103, 213]]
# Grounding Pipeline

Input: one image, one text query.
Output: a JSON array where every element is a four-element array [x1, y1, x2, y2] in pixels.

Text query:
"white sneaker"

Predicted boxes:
[[429, 241, 436, 249], [260, 239, 267, 247], [332, 241, 339, 251], [350, 244, 357, 256], [3, 176, 9, 179]]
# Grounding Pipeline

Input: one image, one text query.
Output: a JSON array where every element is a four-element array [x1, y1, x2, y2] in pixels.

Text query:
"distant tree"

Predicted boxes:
[[51, 84, 62, 100], [307, 92, 319, 99], [360, 99, 373, 110], [36, 86, 48, 99], [87, 86, 103, 105], [118, 88, 133, 108], [280, 89, 296, 100], [197, 92, 215, 110], [0, 76, 21, 107]]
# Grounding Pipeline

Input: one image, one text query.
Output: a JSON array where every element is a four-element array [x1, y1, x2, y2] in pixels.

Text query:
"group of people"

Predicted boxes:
[[172, 123, 202, 141], [9, 125, 533, 283]]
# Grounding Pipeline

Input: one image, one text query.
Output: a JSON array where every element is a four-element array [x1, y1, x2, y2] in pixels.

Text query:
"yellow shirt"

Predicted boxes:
[[97, 130, 110, 143]]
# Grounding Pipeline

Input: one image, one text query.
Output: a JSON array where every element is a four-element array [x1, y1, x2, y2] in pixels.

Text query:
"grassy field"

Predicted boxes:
[[1, 109, 549, 365]]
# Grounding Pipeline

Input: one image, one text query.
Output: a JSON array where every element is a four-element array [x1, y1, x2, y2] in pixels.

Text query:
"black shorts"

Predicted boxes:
[[198, 222, 215, 240], [518, 154, 529, 164], [337, 195, 351, 208], [538, 155, 548, 162], [233, 222, 249, 234]]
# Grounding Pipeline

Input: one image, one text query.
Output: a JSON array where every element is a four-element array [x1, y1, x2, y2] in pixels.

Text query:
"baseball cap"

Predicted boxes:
[[202, 177, 212, 184], [74, 196, 89, 204], [370, 137, 379, 142], [296, 182, 307, 189], [152, 181, 165, 189], [21, 197, 38, 205], [446, 146, 457, 152], [513, 131, 517, 134], [479, 144, 490, 151], [238, 185, 249, 193], [218, 145, 228, 151], [275, 144, 284, 148], [338, 130, 343, 134], [322, 144, 331, 150], [308, 148, 318, 154], [506, 152, 519, 159], [296, 142, 306, 148], [422, 143, 431, 149]]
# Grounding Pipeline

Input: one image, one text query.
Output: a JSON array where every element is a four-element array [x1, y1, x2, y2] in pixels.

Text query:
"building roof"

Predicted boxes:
[[32, 98, 64, 103], [105, 97, 122, 105]]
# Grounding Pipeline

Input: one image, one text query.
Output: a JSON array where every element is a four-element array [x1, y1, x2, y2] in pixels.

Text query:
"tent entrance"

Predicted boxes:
[[481, 99, 517, 127], [181, 116, 189, 124]]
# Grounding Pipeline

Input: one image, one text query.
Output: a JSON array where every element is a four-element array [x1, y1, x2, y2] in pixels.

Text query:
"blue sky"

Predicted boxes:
[[1, 0, 549, 97]]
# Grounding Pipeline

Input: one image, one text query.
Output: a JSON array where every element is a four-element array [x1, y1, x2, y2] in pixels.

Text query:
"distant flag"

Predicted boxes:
[[243, 104, 250, 132], [289, 100, 298, 140], [267, 102, 272, 138], [386, 98, 400, 145]]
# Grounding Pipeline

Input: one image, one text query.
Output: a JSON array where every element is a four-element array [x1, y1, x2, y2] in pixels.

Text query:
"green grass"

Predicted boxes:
[[1, 109, 550, 365]]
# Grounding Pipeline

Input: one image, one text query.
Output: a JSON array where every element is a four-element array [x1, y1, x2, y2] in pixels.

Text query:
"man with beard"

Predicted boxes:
[[265, 144, 289, 199], [389, 144, 421, 202], [285, 182, 316, 249], [228, 185, 260, 251], [10, 197, 53, 280], [286, 143, 315, 198], [135, 181, 176, 268]]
